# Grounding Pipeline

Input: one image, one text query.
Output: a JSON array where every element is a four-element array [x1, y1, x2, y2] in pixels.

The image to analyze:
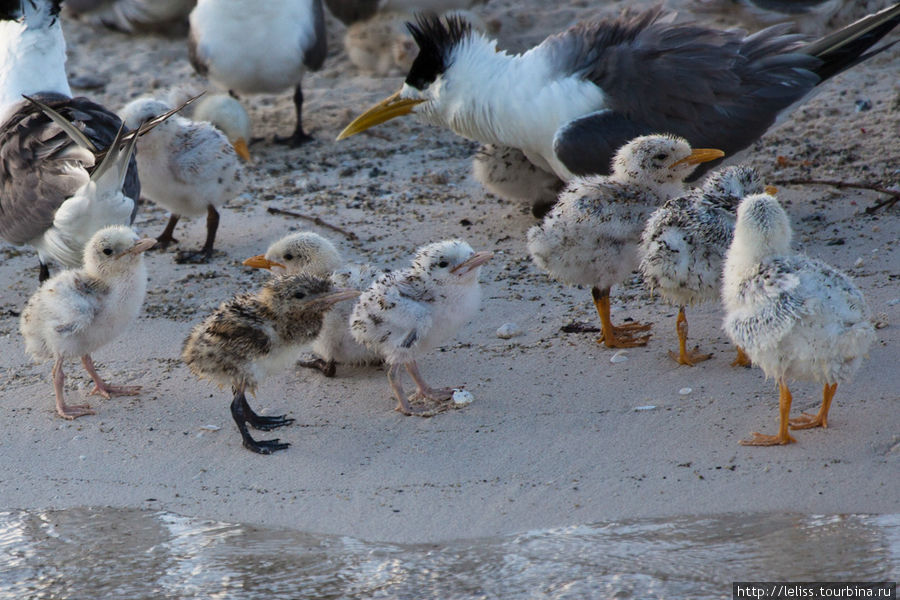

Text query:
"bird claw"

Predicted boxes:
[[57, 404, 95, 420], [789, 413, 827, 430], [89, 383, 141, 399], [597, 322, 653, 348], [297, 357, 336, 378], [243, 437, 291, 454], [396, 391, 454, 417], [739, 431, 796, 446], [247, 414, 294, 431], [174, 249, 214, 264], [668, 347, 713, 367]]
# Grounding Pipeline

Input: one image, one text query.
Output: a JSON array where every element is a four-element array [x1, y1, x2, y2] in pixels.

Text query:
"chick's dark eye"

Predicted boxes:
[[102, 248, 113, 256], [294, 291, 306, 299], [654, 153, 668, 161], [284, 253, 293, 260], [438, 260, 449, 268]]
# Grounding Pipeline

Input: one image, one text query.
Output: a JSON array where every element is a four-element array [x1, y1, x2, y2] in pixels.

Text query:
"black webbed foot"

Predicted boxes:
[[231, 388, 294, 454], [273, 130, 314, 147], [174, 248, 214, 264], [242, 436, 291, 455]]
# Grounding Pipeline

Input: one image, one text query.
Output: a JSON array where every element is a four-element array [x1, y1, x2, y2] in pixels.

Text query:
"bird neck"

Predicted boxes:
[[0, 15, 71, 124], [417, 36, 606, 176]]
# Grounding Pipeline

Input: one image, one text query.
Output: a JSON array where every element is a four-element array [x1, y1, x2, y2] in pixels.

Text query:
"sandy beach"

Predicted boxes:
[[0, 0, 898, 545]]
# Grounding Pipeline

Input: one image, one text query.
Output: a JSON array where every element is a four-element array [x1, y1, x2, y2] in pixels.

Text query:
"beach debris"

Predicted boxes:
[[496, 322, 523, 339], [452, 389, 475, 406], [199, 424, 221, 431], [610, 350, 629, 363], [679, 387, 692, 396], [633, 405, 657, 411]]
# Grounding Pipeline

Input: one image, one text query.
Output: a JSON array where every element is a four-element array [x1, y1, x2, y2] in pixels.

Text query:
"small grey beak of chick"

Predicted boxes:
[[311, 288, 361, 308], [115, 237, 157, 259], [450, 251, 494, 275]]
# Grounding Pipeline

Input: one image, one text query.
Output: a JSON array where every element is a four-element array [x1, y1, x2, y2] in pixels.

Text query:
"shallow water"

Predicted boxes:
[[0, 508, 897, 599]]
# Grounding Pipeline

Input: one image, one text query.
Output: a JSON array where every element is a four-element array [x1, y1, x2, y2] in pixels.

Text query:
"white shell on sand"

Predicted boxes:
[[452, 389, 475, 406], [610, 351, 628, 364], [496, 323, 523, 339]]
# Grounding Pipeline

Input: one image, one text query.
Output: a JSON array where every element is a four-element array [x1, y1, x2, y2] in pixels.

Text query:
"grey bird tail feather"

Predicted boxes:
[[805, 2, 900, 82], [22, 92, 204, 164]]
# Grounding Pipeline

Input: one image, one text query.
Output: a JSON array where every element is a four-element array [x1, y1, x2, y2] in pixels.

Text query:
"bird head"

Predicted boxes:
[[733, 192, 793, 259], [83, 225, 156, 277], [411, 239, 493, 283], [701, 165, 770, 211], [243, 232, 343, 277], [193, 94, 252, 162], [0, 0, 63, 27], [336, 14, 474, 140], [261, 274, 360, 335], [119, 97, 176, 134], [613, 135, 725, 187]]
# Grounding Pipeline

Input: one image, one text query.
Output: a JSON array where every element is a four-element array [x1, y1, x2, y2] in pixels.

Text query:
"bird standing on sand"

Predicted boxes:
[[337, 4, 900, 212], [0, 0, 141, 282], [243, 231, 381, 377], [722, 193, 876, 446], [188, 0, 327, 146], [120, 97, 244, 264], [528, 135, 724, 349], [182, 274, 360, 454], [350, 239, 492, 415], [20, 226, 155, 420], [639, 165, 774, 366]]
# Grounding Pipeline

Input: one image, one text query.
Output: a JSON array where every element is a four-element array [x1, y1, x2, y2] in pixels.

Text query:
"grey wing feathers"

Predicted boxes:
[[726, 259, 807, 349], [304, 0, 328, 71], [0, 94, 140, 246], [547, 8, 822, 177], [553, 110, 654, 177]]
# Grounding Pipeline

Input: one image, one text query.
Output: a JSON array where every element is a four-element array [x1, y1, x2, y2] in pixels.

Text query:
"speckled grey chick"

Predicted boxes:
[[527, 135, 724, 349], [639, 165, 774, 366], [182, 274, 360, 454], [243, 231, 381, 377], [350, 239, 492, 415], [722, 193, 876, 446]]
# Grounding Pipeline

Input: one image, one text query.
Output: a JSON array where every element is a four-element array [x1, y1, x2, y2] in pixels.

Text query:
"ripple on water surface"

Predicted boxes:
[[0, 509, 897, 599]]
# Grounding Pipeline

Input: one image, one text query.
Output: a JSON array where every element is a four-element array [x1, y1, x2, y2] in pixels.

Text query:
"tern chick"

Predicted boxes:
[[639, 165, 774, 366], [722, 193, 876, 446], [182, 274, 359, 454], [20, 226, 155, 420], [120, 97, 244, 264], [350, 239, 492, 415], [243, 231, 381, 377], [527, 135, 724, 348]]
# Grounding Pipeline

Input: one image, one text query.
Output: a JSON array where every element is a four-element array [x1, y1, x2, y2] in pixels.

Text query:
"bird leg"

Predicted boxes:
[[38, 261, 51, 283], [388, 363, 420, 415], [175, 206, 219, 264], [667, 306, 712, 366], [155, 213, 181, 248], [790, 382, 838, 430], [297, 356, 337, 378], [52, 357, 94, 419], [740, 378, 797, 446], [229, 386, 292, 454], [731, 346, 752, 368], [405, 361, 454, 411], [591, 287, 652, 348], [273, 84, 314, 147], [81, 355, 141, 398]]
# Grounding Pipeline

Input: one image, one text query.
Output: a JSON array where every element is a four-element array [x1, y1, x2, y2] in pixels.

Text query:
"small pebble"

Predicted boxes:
[[855, 99, 872, 112], [634, 405, 656, 411], [679, 387, 692, 396], [452, 389, 474, 406], [610, 350, 628, 364], [199, 424, 221, 432], [853, 257, 864, 268], [496, 322, 523, 339]]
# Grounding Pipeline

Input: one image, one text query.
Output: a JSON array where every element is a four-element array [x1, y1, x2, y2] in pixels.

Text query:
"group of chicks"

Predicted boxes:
[[19, 130, 875, 454]]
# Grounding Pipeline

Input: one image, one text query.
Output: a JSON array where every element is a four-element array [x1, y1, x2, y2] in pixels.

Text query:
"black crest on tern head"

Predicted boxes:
[[0, 0, 63, 20], [405, 13, 472, 90]]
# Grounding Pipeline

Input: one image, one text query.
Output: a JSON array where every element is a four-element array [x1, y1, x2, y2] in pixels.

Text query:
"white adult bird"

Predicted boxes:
[[337, 5, 900, 211], [242, 231, 381, 377], [0, 0, 140, 282], [182, 274, 360, 454], [527, 135, 724, 349], [65, 0, 196, 34], [350, 239, 492, 415], [639, 165, 776, 366], [722, 193, 876, 446], [120, 97, 244, 264], [188, 0, 327, 146], [19, 225, 155, 420]]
